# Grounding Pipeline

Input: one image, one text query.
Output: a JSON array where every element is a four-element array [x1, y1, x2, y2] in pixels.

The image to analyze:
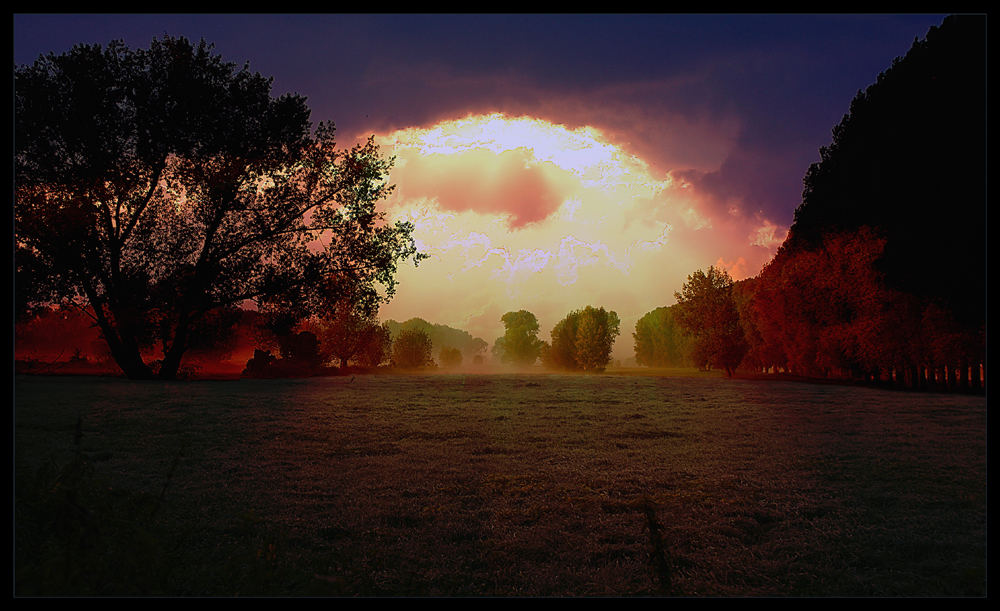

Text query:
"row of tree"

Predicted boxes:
[[492, 306, 622, 372], [639, 235, 983, 391], [632, 16, 986, 392], [385, 318, 488, 363]]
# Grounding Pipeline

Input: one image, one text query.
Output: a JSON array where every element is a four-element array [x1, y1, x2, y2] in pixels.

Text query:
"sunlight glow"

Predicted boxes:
[[375, 113, 787, 356]]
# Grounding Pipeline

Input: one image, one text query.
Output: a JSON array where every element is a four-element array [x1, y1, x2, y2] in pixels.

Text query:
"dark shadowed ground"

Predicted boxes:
[[14, 371, 987, 596]]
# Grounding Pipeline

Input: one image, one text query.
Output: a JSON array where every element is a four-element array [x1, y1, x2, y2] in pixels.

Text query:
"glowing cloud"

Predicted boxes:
[[375, 114, 787, 359]]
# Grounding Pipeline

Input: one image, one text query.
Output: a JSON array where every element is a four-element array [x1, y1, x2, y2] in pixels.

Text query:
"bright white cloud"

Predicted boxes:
[[375, 114, 786, 360]]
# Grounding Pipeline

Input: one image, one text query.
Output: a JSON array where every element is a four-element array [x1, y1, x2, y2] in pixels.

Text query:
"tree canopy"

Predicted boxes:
[[391, 329, 434, 369], [673, 267, 747, 377], [632, 305, 693, 368], [493, 310, 545, 367], [15, 36, 424, 379], [545, 306, 620, 372], [385, 318, 488, 361], [788, 15, 985, 329]]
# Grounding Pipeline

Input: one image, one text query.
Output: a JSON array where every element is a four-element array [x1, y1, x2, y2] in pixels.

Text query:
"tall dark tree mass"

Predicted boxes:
[[723, 15, 985, 390], [15, 36, 424, 379], [788, 15, 985, 330]]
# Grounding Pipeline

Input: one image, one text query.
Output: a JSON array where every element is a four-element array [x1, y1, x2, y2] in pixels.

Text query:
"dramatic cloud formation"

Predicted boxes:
[[375, 114, 787, 358]]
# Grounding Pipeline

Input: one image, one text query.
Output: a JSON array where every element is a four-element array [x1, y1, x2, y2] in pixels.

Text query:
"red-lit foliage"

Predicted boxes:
[[739, 227, 984, 390]]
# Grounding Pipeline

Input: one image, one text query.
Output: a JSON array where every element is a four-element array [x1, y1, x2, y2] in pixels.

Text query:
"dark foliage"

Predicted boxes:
[[391, 329, 434, 369], [15, 36, 423, 380], [788, 15, 985, 329]]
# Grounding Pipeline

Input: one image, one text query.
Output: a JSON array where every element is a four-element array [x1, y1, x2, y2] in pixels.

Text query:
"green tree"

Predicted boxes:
[[632, 305, 692, 367], [574, 306, 621, 372], [495, 310, 544, 366], [385, 318, 487, 361], [439, 346, 463, 368], [546, 306, 620, 372], [391, 329, 433, 369], [356, 322, 392, 369], [15, 36, 424, 380], [674, 266, 747, 377]]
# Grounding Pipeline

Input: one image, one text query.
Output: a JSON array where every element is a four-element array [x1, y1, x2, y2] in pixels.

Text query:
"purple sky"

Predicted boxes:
[[14, 13, 950, 229]]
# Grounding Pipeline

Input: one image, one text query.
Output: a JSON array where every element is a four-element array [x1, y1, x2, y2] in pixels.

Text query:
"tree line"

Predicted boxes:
[[633, 16, 985, 392], [492, 306, 621, 372]]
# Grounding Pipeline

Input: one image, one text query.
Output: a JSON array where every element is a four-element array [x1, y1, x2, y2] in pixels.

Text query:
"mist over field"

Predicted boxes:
[[15, 373, 986, 596]]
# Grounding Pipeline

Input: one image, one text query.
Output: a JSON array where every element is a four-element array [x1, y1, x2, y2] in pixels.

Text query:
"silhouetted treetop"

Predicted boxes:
[[787, 15, 985, 327]]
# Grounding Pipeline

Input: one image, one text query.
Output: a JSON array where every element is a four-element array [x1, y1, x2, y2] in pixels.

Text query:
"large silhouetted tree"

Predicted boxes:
[[745, 15, 986, 390], [15, 37, 423, 379]]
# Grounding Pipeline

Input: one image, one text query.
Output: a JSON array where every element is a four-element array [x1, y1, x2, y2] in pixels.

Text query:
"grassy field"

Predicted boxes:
[[13, 371, 987, 597]]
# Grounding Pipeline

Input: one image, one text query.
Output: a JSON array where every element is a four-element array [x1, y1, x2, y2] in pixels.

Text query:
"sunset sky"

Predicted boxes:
[[14, 13, 949, 360]]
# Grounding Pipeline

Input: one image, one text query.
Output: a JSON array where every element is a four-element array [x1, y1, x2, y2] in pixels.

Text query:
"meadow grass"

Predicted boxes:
[[13, 372, 987, 596]]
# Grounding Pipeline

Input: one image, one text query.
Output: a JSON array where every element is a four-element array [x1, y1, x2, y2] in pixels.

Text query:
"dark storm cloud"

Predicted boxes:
[[14, 13, 949, 226]]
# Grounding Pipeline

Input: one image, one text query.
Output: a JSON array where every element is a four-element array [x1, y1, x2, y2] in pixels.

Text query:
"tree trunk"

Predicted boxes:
[[110, 341, 155, 379], [158, 319, 192, 380], [93, 309, 154, 379]]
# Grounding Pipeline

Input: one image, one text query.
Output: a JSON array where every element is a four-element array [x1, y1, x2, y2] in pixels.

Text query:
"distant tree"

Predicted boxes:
[[439, 346, 463, 368], [674, 266, 747, 377], [310, 283, 387, 368], [495, 310, 545, 366], [574, 306, 621, 372], [632, 305, 692, 367], [385, 318, 488, 361], [356, 322, 393, 369], [14, 36, 424, 380], [391, 329, 433, 369], [546, 306, 620, 372], [491, 337, 507, 363], [547, 312, 580, 370]]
